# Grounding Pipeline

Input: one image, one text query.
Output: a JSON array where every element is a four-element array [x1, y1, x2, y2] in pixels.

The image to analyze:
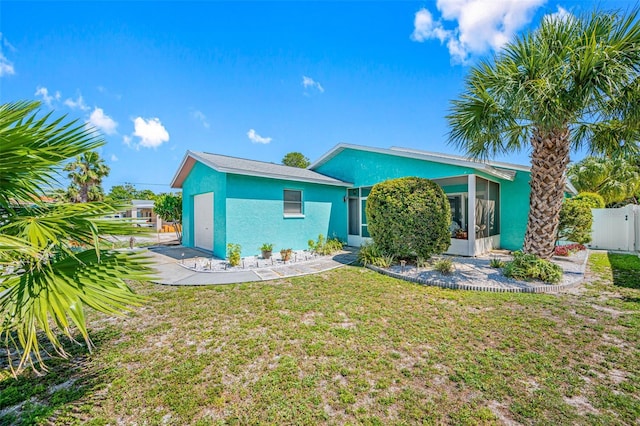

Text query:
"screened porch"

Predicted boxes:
[[346, 174, 501, 256]]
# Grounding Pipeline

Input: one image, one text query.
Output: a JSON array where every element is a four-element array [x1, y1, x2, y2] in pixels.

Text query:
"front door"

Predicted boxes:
[[194, 192, 214, 252], [347, 196, 361, 246]]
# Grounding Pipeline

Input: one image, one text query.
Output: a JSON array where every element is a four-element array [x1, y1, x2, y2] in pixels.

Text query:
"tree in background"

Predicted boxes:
[[447, 9, 640, 259], [0, 101, 152, 375], [64, 150, 110, 202], [136, 189, 157, 200], [568, 156, 639, 206], [282, 152, 310, 168], [154, 192, 183, 242], [573, 192, 606, 209], [557, 198, 593, 245], [106, 183, 157, 203]]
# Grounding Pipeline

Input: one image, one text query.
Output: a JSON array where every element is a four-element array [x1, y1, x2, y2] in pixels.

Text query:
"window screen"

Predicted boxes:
[[284, 190, 302, 214]]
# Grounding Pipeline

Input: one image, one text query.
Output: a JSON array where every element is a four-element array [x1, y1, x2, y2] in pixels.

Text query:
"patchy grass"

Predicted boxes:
[[2, 252, 639, 425]]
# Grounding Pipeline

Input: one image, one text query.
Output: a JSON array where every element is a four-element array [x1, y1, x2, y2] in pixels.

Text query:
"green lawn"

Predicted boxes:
[[2, 252, 639, 425]]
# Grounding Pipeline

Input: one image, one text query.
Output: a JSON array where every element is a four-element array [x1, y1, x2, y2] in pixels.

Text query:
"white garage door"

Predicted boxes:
[[194, 192, 214, 252]]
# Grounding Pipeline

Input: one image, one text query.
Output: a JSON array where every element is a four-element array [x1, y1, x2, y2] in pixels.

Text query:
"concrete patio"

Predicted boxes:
[[146, 245, 358, 285]]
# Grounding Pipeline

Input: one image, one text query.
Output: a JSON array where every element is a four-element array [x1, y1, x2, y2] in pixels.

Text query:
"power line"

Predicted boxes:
[[120, 182, 173, 187]]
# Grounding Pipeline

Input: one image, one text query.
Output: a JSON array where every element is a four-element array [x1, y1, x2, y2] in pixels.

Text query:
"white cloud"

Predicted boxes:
[[0, 53, 14, 76], [97, 85, 122, 100], [110, 154, 119, 162], [544, 5, 572, 24], [132, 117, 170, 149], [88, 107, 118, 135], [192, 110, 210, 128], [123, 135, 132, 146], [411, 8, 450, 43], [64, 93, 89, 111], [411, 0, 545, 64], [302, 76, 324, 93], [35, 86, 55, 107], [0, 33, 15, 77], [247, 129, 272, 144]]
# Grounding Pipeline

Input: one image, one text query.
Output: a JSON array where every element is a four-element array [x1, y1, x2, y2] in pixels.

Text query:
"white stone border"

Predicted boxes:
[[366, 251, 589, 293]]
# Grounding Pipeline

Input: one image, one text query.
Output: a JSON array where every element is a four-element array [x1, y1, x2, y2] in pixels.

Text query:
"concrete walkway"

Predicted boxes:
[[147, 246, 358, 285]]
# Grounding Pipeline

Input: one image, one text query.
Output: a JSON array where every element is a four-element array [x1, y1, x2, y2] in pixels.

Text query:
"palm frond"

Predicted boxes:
[[0, 249, 153, 374], [1, 202, 152, 252], [447, 7, 640, 160], [0, 101, 103, 209], [0, 101, 156, 376]]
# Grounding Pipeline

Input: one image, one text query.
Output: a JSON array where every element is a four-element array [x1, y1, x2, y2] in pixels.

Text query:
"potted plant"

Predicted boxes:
[[455, 228, 468, 239], [280, 248, 292, 262], [227, 243, 242, 267], [259, 243, 274, 259]]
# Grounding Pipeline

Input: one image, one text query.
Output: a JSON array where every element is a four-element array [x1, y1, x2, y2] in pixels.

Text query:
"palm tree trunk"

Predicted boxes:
[[523, 128, 570, 259], [80, 184, 89, 203]]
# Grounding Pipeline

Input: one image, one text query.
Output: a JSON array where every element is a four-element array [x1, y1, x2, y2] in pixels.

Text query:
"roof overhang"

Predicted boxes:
[[170, 151, 197, 188], [310, 143, 517, 182], [565, 180, 578, 196], [171, 151, 353, 188]]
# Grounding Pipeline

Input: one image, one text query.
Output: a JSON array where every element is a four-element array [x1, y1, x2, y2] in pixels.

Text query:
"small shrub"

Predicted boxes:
[[227, 243, 241, 266], [433, 258, 454, 275], [309, 234, 343, 255], [573, 192, 605, 209], [554, 243, 586, 257], [373, 254, 395, 268], [416, 256, 429, 268], [323, 238, 344, 255], [358, 242, 384, 266], [280, 248, 293, 261], [489, 258, 505, 268], [503, 251, 563, 284]]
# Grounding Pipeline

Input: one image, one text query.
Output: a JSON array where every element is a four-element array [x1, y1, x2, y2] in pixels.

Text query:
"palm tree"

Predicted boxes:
[[0, 101, 152, 375], [447, 9, 640, 259], [64, 150, 110, 202], [568, 156, 640, 205]]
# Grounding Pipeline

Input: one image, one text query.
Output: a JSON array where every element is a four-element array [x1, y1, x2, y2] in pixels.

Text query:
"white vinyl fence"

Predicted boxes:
[[589, 204, 640, 252]]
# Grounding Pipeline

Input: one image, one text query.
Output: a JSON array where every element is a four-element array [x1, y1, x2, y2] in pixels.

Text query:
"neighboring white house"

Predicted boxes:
[[122, 199, 163, 231]]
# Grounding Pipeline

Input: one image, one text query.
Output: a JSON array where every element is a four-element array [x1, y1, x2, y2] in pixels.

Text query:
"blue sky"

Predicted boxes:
[[0, 0, 631, 193]]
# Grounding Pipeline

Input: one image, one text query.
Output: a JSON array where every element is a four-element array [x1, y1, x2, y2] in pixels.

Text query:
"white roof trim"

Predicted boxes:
[[565, 180, 578, 196], [169, 151, 194, 188], [310, 143, 517, 181], [389, 146, 532, 172]]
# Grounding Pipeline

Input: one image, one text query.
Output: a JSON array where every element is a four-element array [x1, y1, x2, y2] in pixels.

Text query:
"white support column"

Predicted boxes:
[[467, 174, 476, 256]]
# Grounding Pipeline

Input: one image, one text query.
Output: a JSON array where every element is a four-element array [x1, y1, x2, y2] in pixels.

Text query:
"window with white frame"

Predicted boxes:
[[283, 189, 302, 215]]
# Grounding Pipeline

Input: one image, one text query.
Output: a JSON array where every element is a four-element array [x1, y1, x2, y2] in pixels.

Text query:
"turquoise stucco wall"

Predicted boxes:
[[315, 148, 532, 251], [314, 149, 479, 187], [180, 148, 533, 257], [181, 161, 228, 257], [225, 174, 347, 257], [497, 170, 531, 250]]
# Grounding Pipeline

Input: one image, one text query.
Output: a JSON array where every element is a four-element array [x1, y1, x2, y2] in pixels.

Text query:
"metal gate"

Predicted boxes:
[[589, 205, 639, 252]]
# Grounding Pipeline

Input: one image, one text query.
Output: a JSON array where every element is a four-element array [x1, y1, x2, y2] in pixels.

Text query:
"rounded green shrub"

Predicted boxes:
[[573, 192, 605, 209], [558, 198, 593, 244], [366, 177, 451, 259]]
